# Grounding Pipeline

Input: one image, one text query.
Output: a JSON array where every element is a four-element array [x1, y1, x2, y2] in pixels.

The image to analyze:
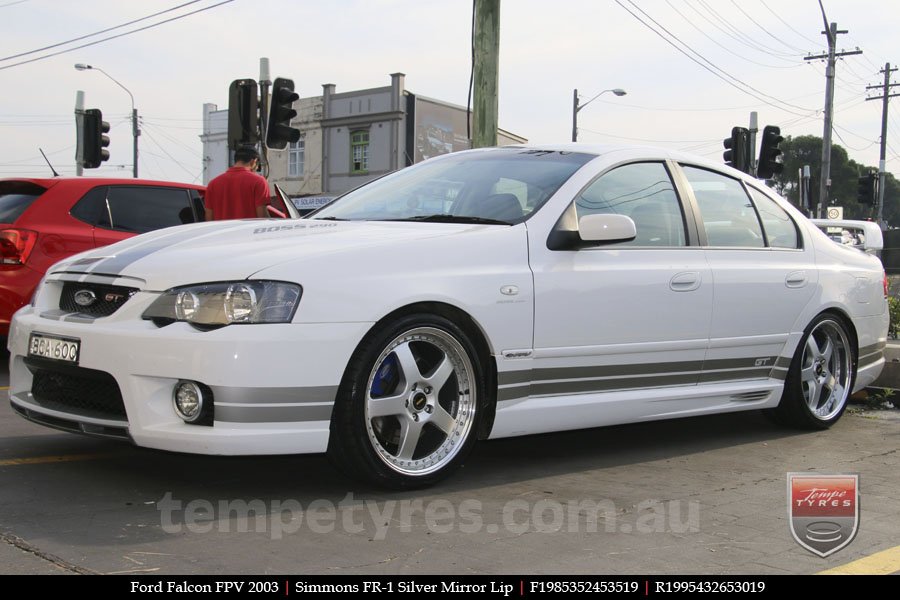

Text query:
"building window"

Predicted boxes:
[[351, 130, 369, 173], [288, 137, 305, 178]]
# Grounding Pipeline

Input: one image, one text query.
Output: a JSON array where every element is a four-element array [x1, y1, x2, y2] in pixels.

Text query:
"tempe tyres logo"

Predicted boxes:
[[788, 473, 859, 557]]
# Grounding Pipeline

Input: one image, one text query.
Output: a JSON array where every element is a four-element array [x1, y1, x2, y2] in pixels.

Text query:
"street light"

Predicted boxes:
[[572, 87, 627, 142], [75, 63, 139, 178]]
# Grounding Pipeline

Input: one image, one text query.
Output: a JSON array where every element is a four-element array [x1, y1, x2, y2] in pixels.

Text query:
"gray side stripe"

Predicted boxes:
[[859, 351, 884, 368], [498, 357, 776, 387], [209, 385, 337, 405], [524, 373, 699, 398], [774, 356, 792, 369], [859, 342, 886, 356], [216, 404, 333, 423], [698, 367, 774, 384]]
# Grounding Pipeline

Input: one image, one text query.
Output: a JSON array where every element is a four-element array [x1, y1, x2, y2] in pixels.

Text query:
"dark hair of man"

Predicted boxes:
[[234, 145, 260, 164]]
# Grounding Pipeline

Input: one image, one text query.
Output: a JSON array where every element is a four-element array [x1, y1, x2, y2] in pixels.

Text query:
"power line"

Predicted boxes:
[[686, 0, 799, 59], [729, 0, 807, 54], [663, 0, 805, 70], [0, 1, 206, 62], [615, 0, 816, 116], [0, 0, 234, 71], [756, 0, 819, 46]]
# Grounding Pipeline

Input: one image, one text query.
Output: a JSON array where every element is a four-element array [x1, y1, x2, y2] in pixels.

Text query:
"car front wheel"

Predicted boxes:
[[328, 313, 484, 488]]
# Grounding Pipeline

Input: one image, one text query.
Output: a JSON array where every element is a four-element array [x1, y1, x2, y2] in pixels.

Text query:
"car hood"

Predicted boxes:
[[49, 219, 507, 290]]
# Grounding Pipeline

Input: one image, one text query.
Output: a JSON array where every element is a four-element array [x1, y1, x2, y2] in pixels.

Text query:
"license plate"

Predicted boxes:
[[28, 333, 80, 364]]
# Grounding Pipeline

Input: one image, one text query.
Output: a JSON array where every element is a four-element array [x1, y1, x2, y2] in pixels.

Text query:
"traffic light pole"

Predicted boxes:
[[74, 90, 84, 177], [131, 107, 139, 179], [258, 58, 271, 178], [866, 63, 899, 228]]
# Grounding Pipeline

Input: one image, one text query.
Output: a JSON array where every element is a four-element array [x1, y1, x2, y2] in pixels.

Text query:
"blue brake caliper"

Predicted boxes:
[[371, 353, 400, 397]]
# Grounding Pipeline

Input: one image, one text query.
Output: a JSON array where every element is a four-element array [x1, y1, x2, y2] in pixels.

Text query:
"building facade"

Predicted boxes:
[[200, 73, 526, 201]]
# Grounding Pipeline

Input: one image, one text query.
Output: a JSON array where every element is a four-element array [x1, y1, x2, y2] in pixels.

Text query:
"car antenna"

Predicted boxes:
[[38, 147, 60, 177]]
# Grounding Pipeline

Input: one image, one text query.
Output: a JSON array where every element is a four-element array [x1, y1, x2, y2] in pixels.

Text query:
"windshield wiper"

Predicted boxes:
[[387, 214, 511, 225], [312, 216, 347, 221]]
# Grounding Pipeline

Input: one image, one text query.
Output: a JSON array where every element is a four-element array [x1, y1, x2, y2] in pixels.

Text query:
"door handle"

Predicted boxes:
[[669, 271, 701, 292], [785, 271, 808, 288]]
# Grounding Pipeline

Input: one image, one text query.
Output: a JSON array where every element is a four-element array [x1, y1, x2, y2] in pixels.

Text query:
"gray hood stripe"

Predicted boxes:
[[85, 227, 214, 276]]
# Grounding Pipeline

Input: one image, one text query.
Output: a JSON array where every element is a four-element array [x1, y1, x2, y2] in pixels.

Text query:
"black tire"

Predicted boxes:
[[327, 313, 485, 489], [769, 313, 856, 430]]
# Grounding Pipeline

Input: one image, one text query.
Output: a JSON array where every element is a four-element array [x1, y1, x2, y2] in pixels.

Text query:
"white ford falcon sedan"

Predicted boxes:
[[8, 145, 888, 488]]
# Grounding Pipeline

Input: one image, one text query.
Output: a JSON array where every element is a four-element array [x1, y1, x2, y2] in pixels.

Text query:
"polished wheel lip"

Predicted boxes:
[[799, 319, 852, 421], [364, 326, 476, 477]]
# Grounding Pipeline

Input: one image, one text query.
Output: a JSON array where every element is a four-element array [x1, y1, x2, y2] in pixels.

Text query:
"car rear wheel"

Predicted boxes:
[[328, 313, 483, 489], [771, 314, 855, 429]]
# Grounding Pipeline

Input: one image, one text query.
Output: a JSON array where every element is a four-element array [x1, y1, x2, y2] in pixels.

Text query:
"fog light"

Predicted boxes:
[[173, 381, 205, 423]]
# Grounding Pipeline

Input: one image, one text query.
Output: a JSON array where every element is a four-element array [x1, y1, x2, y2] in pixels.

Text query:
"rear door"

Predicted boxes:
[[71, 185, 196, 248], [676, 164, 816, 382]]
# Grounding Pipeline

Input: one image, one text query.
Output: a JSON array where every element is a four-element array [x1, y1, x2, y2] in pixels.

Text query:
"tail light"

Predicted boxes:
[[0, 228, 38, 265], [885, 271, 890, 299]]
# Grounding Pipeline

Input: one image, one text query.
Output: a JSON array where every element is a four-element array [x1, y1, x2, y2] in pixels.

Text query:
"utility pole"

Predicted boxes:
[[804, 4, 862, 218], [866, 63, 899, 228], [472, 0, 500, 148]]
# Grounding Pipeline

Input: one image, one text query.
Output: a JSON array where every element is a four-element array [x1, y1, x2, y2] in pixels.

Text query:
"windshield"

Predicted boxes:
[[311, 148, 594, 224]]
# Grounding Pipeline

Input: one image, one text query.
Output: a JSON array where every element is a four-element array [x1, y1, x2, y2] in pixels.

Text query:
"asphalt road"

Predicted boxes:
[[1, 349, 898, 576]]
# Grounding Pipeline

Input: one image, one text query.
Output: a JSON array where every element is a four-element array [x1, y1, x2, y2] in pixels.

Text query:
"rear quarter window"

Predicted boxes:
[[0, 181, 47, 223]]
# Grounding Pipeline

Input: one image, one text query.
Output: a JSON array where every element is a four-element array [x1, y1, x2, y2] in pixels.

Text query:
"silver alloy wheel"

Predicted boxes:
[[799, 319, 852, 421], [364, 326, 477, 476]]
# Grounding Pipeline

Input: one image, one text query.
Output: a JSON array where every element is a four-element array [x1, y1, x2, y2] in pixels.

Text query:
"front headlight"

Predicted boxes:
[[142, 281, 301, 327]]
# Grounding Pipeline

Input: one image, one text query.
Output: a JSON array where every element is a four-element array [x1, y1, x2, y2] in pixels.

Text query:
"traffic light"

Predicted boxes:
[[857, 173, 877, 205], [756, 125, 784, 180], [227, 79, 259, 151], [80, 108, 110, 169], [266, 77, 301, 149], [723, 126, 751, 174]]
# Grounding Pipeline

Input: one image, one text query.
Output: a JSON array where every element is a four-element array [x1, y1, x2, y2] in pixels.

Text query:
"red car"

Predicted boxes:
[[0, 177, 206, 336]]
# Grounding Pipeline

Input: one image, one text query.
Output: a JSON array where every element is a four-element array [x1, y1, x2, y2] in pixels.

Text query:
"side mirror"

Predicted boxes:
[[578, 214, 636, 243]]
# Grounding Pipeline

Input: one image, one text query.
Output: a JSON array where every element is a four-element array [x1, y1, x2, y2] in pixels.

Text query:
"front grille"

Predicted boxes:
[[25, 357, 126, 420], [59, 282, 137, 317]]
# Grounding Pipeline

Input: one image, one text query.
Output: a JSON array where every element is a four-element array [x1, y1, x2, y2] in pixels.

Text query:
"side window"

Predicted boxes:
[[747, 187, 799, 249], [682, 165, 764, 248], [99, 187, 192, 233], [575, 162, 686, 247], [70, 186, 108, 226]]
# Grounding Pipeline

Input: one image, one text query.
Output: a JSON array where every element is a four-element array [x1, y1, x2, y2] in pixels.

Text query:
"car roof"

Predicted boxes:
[[478, 143, 755, 180], [0, 177, 205, 191]]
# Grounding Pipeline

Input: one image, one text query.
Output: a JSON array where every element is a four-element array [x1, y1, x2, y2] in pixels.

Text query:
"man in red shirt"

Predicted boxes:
[[204, 145, 270, 220]]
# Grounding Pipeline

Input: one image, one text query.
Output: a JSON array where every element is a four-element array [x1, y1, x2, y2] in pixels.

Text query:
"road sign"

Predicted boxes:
[[827, 207, 844, 220]]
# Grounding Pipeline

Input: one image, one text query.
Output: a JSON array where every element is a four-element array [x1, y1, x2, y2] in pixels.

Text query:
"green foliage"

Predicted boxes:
[[890, 295, 900, 339], [772, 135, 898, 225]]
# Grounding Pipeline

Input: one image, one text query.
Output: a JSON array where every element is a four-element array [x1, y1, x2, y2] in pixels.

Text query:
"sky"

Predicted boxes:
[[1, 0, 898, 184]]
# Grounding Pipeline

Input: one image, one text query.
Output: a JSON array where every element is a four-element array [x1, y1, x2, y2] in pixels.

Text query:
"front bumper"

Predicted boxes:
[[8, 291, 372, 455]]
